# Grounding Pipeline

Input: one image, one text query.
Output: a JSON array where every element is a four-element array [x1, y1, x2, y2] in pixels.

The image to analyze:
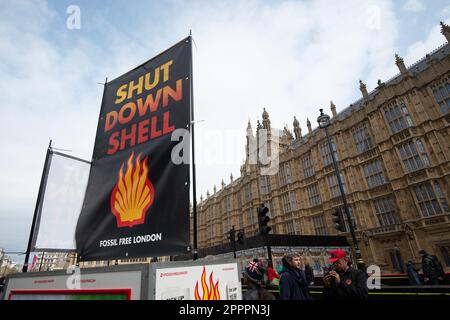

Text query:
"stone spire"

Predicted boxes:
[[213, 184, 216, 194], [359, 80, 369, 99], [307, 118, 312, 134], [283, 124, 294, 141], [206, 189, 210, 197], [221, 179, 225, 189], [441, 21, 450, 42], [330, 100, 337, 117], [200, 194, 203, 202], [262, 108, 271, 131], [246, 120, 255, 163], [230, 172, 233, 182], [395, 53, 407, 75], [293, 116, 302, 140]]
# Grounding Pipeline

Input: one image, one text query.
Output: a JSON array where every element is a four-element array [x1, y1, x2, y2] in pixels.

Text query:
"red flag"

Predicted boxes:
[[29, 254, 37, 272]]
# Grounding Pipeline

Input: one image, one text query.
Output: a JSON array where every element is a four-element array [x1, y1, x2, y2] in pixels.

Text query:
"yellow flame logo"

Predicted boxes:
[[194, 266, 220, 300], [110, 152, 154, 228]]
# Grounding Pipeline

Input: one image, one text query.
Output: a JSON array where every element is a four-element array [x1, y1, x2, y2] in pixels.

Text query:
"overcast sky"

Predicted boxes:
[[1, 0, 449, 264]]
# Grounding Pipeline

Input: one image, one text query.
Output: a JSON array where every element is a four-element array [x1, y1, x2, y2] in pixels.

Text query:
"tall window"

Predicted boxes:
[[397, 139, 430, 173], [244, 183, 252, 203], [237, 192, 242, 208], [227, 213, 232, 231], [353, 125, 374, 154], [373, 197, 400, 226], [247, 208, 255, 227], [279, 163, 292, 186], [286, 220, 296, 235], [363, 159, 386, 188], [342, 207, 357, 232], [320, 139, 339, 166], [239, 214, 244, 230], [327, 173, 347, 198], [414, 181, 449, 217], [301, 153, 315, 178], [259, 176, 270, 195], [307, 183, 321, 206], [209, 219, 214, 240], [282, 192, 297, 213], [431, 80, 450, 115], [313, 215, 327, 236], [439, 245, 450, 267], [226, 196, 233, 212], [264, 200, 273, 218], [384, 101, 414, 134]]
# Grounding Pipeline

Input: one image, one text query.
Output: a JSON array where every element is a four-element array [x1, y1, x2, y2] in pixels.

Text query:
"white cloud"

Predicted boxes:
[[441, 5, 450, 18], [404, 18, 450, 67], [403, 0, 425, 13], [0, 0, 405, 258]]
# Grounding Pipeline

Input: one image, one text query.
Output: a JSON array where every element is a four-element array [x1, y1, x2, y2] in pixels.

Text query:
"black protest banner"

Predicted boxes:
[[76, 37, 192, 261]]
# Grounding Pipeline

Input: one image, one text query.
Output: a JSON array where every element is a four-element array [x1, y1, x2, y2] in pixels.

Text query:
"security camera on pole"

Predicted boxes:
[[317, 109, 366, 271]]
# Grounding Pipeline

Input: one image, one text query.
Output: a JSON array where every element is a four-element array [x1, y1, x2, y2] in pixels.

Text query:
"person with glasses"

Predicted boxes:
[[323, 249, 368, 300]]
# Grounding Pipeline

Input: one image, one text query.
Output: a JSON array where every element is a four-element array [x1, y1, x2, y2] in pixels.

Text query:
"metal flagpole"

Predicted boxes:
[[22, 140, 53, 272], [189, 31, 199, 260]]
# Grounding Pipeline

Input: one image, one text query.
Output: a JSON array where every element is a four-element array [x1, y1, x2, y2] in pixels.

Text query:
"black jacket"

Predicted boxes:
[[304, 265, 314, 284], [279, 268, 311, 300], [323, 267, 368, 300]]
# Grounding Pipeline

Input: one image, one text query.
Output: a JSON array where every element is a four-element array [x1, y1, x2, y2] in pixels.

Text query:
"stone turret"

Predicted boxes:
[[262, 108, 271, 132], [359, 80, 369, 99], [330, 100, 337, 117], [441, 21, 450, 42], [395, 53, 407, 75], [307, 118, 312, 134], [293, 116, 302, 140]]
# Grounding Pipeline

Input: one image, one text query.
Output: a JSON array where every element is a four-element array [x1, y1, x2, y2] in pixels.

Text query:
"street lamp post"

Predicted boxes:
[[317, 109, 366, 271]]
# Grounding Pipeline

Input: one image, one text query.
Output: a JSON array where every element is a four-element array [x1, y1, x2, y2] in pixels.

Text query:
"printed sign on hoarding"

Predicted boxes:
[[155, 263, 242, 300]]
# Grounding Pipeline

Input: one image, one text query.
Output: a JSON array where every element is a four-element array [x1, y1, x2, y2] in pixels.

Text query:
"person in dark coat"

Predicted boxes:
[[406, 260, 422, 285], [279, 253, 311, 300], [420, 250, 444, 285], [430, 255, 445, 284], [304, 262, 315, 285], [242, 260, 276, 300], [323, 249, 368, 300]]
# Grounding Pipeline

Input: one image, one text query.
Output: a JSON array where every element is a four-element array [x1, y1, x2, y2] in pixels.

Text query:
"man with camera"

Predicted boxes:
[[323, 249, 368, 300]]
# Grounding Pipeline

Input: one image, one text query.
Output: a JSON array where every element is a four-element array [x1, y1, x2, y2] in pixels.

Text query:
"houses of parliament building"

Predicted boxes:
[[195, 22, 450, 273]]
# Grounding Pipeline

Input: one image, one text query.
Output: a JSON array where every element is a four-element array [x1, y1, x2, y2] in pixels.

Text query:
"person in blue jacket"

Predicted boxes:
[[279, 252, 311, 300], [406, 260, 422, 285]]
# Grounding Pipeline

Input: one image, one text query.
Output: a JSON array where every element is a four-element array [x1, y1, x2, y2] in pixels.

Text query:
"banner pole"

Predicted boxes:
[[22, 140, 53, 272], [189, 31, 198, 260]]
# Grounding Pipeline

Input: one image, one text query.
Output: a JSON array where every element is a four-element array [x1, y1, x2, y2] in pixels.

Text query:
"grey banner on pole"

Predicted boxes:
[[31, 152, 90, 251]]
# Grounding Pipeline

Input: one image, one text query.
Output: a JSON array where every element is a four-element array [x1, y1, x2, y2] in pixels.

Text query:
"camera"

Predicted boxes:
[[323, 264, 335, 277]]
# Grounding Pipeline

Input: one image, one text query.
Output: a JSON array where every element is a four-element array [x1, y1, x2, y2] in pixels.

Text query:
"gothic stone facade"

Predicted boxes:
[[195, 23, 450, 274]]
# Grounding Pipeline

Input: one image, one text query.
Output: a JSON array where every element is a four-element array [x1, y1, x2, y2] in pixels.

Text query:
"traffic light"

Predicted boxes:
[[332, 208, 346, 232], [237, 230, 245, 245], [227, 228, 235, 245], [258, 204, 272, 235]]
